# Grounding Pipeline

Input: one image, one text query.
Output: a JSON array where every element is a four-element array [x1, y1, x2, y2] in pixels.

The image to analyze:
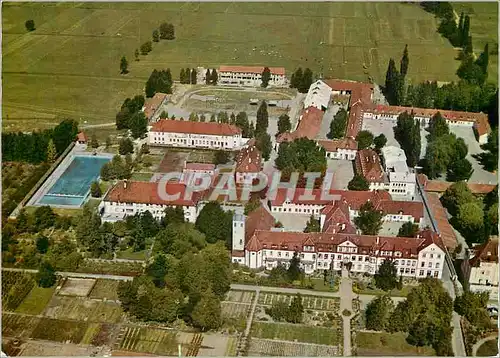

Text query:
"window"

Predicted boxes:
[[300, 254, 304, 259], [419, 270, 424, 276], [337, 255, 342, 260], [421, 262, 425, 267], [427, 270, 432, 276], [437, 254, 441, 259], [428, 262, 432, 268], [430, 254, 433, 258], [435, 263, 440, 269], [318, 254, 322, 259], [433, 271, 439, 278], [278, 252, 281, 257], [423, 253, 426, 258], [285, 252, 289, 257], [324, 254, 328, 260], [312, 254, 316, 260]]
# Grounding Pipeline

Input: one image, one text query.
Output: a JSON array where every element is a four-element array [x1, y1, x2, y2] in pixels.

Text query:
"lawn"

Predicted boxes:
[[15, 285, 56, 315], [30, 317, 89, 344], [352, 281, 414, 297], [356, 331, 435, 356], [116, 248, 148, 260], [44, 295, 123, 323], [89, 279, 120, 301], [130, 172, 154, 182], [76, 259, 144, 276], [476, 337, 498, 357], [251, 321, 342, 346], [3, 2, 465, 130], [258, 292, 340, 311]]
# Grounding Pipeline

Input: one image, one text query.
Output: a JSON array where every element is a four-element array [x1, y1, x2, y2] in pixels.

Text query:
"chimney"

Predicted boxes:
[[124, 179, 128, 189], [376, 236, 380, 245], [341, 223, 346, 230]]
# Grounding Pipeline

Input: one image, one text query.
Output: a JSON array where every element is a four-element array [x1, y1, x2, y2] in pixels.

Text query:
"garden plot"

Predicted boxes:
[[251, 321, 342, 346], [2, 312, 41, 339], [89, 279, 120, 301], [248, 338, 341, 356], [222, 302, 251, 318], [58, 277, 96, 297], [197, 333, 234, 357], [14, 339, 96, 357], [225, 290, 255, 303], [117, 326, 193, 356], [258, 292, 339, 311], [30, 317, 90, 344], [44, 296, 123, 323], [2, 271, 36, 311]]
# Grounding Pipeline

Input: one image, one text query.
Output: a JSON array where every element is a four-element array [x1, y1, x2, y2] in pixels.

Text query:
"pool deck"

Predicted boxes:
[[27, 147, 113, 209]]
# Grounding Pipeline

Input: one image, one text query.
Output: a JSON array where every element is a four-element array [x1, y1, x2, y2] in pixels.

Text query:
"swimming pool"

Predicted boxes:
[[38, 155, 111, 207]]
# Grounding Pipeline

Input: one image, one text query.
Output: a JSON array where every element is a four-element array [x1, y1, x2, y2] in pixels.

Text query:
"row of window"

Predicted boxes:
[[152, 137, 234, 147], [420, 261, 440, 269], [272, 206, 322, 214]]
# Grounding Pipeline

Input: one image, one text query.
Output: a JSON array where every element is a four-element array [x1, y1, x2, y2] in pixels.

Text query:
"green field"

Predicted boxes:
[[15, 285, 56, 315], [356, 331, 435, 356], [45, 296, 123, 323], [3, 2, 469, 130], [251, 321, 342, 346]]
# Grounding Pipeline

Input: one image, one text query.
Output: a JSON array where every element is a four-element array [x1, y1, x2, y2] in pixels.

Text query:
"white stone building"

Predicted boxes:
[[381, 146, 416, 197], [303, 80, 332, 111], [317, 138, 358, 160], [180, 162, 218, 187], [218, 65, 287, 87], [148, 119, 249, 150], [100, 180, 203, 223], [467, 238, 499, 302], [234, 144, 262, 186]]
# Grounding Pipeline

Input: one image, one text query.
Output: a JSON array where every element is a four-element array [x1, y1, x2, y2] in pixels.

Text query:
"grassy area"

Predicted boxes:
[[89, 279, 120, 301], [45, 296, 123, 323], [31, 317, 89, 344], [2, 312, 41, 339], [476, 337, 498, 357], [116, 248, 148, 260], [15, 285, 56, 315], [356, 331, 435, 356], [117, 326, 190, 355], [251, 321, 342, 346], [352, 281, 414, 297], [130, 172, 154, 182], [453, 2, 498, 84], [310, 277, 339, 292], [76, 259, 144, 276], [3, 2, 465, 130]]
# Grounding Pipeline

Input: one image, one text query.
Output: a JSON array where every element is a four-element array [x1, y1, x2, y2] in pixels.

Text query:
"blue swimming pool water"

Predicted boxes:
[[38, 155, 111, 207]]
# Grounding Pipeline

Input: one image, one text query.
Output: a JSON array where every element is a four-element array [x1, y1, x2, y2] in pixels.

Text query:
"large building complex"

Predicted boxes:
[[218, 65, 287, 87], [148, 119, 249, 150]]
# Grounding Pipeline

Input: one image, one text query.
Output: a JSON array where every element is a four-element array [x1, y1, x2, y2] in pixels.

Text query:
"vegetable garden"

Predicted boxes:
[[248, 338, 341, 356], [258, 292, 340, 311], [2, 271, 36, 311]]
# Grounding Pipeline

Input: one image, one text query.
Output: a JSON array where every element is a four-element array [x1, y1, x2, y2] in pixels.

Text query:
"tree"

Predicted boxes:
[[457, 55, 486, 86], [195, 201, 232, 245], [348, 174, 370, 191], [129, 111, 148, 138], [105, 136, 112, 149], [152, 29, 159, 42], [146, 254, 168, 287], [25, 20, 35, 31], [190, 68, 197, 84], [398, 221, 419, 237], [213, 150, 230, 165], [327, 108, 348, 139], [475, 43, 489, 74], [140, 41, 152, 55], [90, 134, 99, 149], [287, 293, 304, 323], [374, 260, 398, 291], [36, 235, 50, 254], [191, 289, 222, 331], [428, 112, 449, 139], [287, 252, 302, 282], [210, 69, 218, 85], [441, 181, 476, 216], [119, 138, 134, 155], [290, 67, 303, 89], [354, 201, 383, 235], [52, 119, 79, 154], [134, 48, 140, 61], [37, 262, 56, 288], [205, 69, 211, 85], [159, 22, 175, 40], [394, 112, 421, 167], [33, 206, 56, 231], [299, 68, 313, 93], [355, 130, 374, 150], [160, 206, 185, 228], [255, 132, 272, 161], [400, 44, 409, 78], [275, 138, 326, 174], [120, 56, 128, 74], [456, 202, 484, 244], [90, 181, 102, 198], [474, 130, 498, 172], [384, 58, 402, 105], [446, 158, 473, 182], [235, 111, 254, 138], [304, 215, 320, 233], [266, 301, 290, 321], [373, 134, 387, 150], [46, 139, 57, 164], [277, 114, 291, 135], [365, 295, 394, 331], [261, 67, 271, 88]]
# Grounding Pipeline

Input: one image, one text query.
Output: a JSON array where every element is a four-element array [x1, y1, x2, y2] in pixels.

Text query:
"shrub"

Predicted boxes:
[[342, 309, 351, 316]]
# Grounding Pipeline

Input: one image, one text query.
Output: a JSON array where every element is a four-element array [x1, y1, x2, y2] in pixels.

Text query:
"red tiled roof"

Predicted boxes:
[[470, 237, 499, 266], [77, 132, 87, 142], [246, 230, 434, 259], [151, 119, 241, 136], [276, 106, 324, 143], [104, 180, 203, 207], [235, 145, 262, 173], [378, 200, 424, 221], [219, 65, 285, 76], [317, 138, 358, 152], [245, 206, 275, 241], [418, 174, 496, 194], [143, 93, 167, 119], [339, 190, 391, 210], [269, 188, 343, 206], [426, 193, 457, 249], [232, 250, 245, 257], [355, 149, 384, 183], [474, 115, 492, 137], [321, 200, 355, 234], [369, 104, 488, 123], [185, 163, 216, 171]]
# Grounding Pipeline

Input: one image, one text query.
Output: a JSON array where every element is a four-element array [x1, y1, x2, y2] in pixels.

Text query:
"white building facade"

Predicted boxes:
[[218, 66, 287, 87], [148, 120, 248, 150], [304, 80, 332, 111], [381, 146, 416, 197]]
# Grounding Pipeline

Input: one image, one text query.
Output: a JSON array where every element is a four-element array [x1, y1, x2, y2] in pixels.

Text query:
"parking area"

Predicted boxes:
[[317, 103, 341, 139], [327, 160, 354, 190], [361, 118, 400, 147]]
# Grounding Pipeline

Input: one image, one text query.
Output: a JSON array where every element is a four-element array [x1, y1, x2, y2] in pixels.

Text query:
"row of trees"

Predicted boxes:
[[384, 45, 409, 106], [327, 108, 348, 139], [289, 67, 314, 93], [474, 129, 498, 172], [365, 278, 454, 355], [115, 95, 148, 138], [180, 68, 197, 84], [277, 113, 291, 136], [355, 130, 387, 151], [2, 119, 79, 164], [393, 111, 421, 167], [146, 69, 174, 97], [205, 69, 218, 85]]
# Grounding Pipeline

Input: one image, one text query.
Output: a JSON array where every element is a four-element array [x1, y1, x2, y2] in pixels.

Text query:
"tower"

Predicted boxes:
[[232, 213, 246, 251]]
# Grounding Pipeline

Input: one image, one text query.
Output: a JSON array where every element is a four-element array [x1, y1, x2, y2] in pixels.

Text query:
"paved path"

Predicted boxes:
[[472, 334, 498, 356], [339, 268, 354, 356], [2, 267, 134, 281]]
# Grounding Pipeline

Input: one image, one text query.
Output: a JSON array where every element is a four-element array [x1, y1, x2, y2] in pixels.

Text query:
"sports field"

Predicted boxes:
[[3, 2, 465, 130]]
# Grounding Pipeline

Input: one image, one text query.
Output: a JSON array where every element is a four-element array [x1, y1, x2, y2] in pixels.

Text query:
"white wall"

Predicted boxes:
[[415, 243, 446, 279], [218, 72, 287, 87], [102, 200, 198, 223], [325, 149, 357, 160], [149, 130, 246, 150]]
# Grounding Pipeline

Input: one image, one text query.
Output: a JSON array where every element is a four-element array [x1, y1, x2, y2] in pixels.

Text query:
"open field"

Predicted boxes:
[[453, 2, 498, 84], [258, 292, 340, 311], [89, 279, 121, 301], [3, 2, 465, 130], [14, 339, 97, 357], [248, 338, 341, 356], [58, 277, 96, 297], [117, 326, 193, 356], [356, 331, 435, 356], [75, 259, 144, 275], [15, 285, 56, 315], [251, 321, 342, 346], [44, 296, 123, 323]]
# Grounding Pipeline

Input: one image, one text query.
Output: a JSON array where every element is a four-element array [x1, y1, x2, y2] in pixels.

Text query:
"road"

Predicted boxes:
[[2, 267, 134, 281]]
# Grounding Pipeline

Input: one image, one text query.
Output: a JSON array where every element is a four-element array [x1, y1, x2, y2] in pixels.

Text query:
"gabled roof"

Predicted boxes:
[[276, 106, 324, 143], [418, 173, 497, 194], [151, 119, 242, 136], [104, 180, 203, 207], [470, 237, 499, 266], [245, 205, 275, 241], [143, 93, 167, 120], [77, 132, 87, 142], [317, 138, 358, 152], [368, 104, 487, 123], [355, 149, 384, 183], [426, 192, 457, 249], [474, 115, 492, 137], [235, 145, 262, 173]]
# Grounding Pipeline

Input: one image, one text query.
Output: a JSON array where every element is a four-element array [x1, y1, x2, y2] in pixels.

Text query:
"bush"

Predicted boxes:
[[342, 309, 351, 316]]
